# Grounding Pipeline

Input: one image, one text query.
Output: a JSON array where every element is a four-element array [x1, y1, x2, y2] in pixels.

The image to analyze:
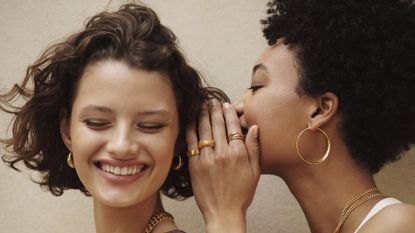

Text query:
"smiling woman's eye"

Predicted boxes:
[[82, 119, 111, 129], [137, 123, 165, 132]]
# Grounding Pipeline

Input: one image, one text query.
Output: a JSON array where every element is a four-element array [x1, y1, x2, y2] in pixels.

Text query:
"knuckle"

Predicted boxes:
[[215, 153, 227, 164], [210, 112, 224, 122], [199, 159, 214, 172], [249, 143, 260, 154], [199, 124, 210, 133], [226, 114, 239, 125], [230, 145, 246, 158]]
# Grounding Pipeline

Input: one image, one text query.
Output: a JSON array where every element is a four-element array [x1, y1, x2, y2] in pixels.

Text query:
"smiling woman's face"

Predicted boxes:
[[61, 60, 179, 207]]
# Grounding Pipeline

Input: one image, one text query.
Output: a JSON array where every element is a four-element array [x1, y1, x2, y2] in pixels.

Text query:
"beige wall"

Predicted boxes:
[[0, 1, 414, 232]]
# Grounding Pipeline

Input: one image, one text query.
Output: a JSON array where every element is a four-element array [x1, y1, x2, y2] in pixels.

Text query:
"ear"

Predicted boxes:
[[307, 92, 339, 130], [59, 111, 72, 151]]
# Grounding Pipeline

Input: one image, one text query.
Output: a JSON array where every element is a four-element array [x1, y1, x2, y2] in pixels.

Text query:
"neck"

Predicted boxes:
[[273, 149, 379, 233], [93, 194, 162, 233]]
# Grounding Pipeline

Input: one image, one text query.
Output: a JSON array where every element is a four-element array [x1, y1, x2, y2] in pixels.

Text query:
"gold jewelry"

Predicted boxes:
[[187, 149, 200, 157], [295, 127, 330, 164], [334, 188, 383, 233], [143, 211, 174, 233], [171, 154, 183, 171], [198, 139, 215, 149], [67, 152, 75, 168], [228, 132, 244, 142]]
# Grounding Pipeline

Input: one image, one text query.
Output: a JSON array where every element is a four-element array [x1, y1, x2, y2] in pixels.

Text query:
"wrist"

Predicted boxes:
[[204, 210, 247, 233]]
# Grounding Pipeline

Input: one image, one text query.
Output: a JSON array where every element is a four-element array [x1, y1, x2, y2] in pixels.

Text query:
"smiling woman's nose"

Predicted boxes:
[[106, 127, 139, 158]]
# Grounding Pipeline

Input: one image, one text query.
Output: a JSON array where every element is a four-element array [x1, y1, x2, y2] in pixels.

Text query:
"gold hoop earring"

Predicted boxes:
[[67, 152, 75, 168], [172, 154, 183, 171], [295, 127, 331, 165]]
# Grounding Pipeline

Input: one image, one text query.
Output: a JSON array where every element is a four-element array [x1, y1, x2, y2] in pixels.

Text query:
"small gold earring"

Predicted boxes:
[[67, 152, 75, 168], [172, 154, 183, 171]]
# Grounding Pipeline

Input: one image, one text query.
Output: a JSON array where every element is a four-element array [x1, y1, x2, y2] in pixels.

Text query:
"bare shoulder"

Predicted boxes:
[[359, 203, 415, 233]]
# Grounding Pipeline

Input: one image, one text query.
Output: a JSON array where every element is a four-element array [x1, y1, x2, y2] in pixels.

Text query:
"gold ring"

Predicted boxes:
[[198, 139, 215, 149], [228, 133, 244, 142], [187, 149, 200, 157]]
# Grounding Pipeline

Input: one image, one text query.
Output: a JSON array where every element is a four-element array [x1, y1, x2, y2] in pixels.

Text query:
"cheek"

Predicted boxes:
[[148, 129, 178, 165], [245, 96, 305, 163], [244, 94, 276, 129], [70, 123, 106, 155], [147, 136, 175, 188]]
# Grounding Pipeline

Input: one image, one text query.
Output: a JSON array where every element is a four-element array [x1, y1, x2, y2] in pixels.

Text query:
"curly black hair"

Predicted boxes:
[[1, 3, 228, 198], [262, 0, 415, 173]]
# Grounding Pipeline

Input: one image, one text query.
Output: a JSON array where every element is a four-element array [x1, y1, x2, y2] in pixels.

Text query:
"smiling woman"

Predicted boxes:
[[0, 3, 227, 233]]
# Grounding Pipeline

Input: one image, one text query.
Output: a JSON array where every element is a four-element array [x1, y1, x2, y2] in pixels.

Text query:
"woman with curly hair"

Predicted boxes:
[[1, 3, 226, 233], [187, 0, 415, 232]]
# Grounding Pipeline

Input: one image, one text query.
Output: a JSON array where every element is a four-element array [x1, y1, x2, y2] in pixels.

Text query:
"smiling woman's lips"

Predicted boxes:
[[93, 161, 149, 185], [100, 163, 144, 176]]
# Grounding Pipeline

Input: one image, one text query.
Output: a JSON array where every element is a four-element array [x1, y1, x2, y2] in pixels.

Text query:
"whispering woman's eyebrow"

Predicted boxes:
[[252, 63, 269, 77]]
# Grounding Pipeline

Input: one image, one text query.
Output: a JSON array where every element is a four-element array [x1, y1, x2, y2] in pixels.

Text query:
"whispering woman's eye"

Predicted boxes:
[[247, 85, 263, 93], [82, 119, 111, 130]]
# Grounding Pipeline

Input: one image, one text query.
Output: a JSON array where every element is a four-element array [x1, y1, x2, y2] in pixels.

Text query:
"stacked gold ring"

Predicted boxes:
[[198, 139, 215, 149], [187, 149, 200, 157], [228, 133, 244, 142]]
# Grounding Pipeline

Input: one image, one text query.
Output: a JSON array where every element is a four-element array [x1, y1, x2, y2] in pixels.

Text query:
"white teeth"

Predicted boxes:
[[120, 167, 127, 175], [100, 164, 143, 176]]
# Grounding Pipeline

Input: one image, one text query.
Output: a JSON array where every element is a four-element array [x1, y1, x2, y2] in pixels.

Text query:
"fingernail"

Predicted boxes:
[[223, 102, 231, 109], [252, 125, 259, 138]]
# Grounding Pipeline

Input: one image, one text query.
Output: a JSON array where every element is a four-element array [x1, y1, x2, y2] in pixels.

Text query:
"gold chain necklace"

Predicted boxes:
[[334, 188, 383, 233], [143, 211, 174, 233]]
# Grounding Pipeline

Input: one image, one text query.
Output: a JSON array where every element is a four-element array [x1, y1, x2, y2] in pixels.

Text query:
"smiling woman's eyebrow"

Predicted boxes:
[[137, 110, 172, 117], [79, 105, 172, 117], [79, 105, 113, 114]]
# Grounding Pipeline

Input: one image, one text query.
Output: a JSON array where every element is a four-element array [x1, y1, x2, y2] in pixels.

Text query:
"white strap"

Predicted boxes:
[[353, 197, 401, 233]]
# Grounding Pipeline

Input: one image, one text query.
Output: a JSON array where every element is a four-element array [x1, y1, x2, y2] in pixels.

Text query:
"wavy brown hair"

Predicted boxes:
[[1, 3, 228, 199]]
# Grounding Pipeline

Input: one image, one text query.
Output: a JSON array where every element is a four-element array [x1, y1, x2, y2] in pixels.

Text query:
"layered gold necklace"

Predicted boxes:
[[334, 187, 383, 233], [143, 211, 175, 233]]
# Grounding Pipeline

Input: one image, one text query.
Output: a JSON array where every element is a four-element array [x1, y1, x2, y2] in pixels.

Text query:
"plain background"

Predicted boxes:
[[0, 1, 414, 232]]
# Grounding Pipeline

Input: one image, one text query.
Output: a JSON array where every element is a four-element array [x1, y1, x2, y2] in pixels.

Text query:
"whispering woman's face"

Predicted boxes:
[[235, 42, 317, 174]]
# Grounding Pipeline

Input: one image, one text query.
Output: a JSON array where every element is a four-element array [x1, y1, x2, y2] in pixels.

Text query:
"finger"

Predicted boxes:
[[222, 103, 244, 146], [198, 102, 214, 155], [185, 121, 200, 163], [209, 98, 227, 152], [245, 125, 261, 177]]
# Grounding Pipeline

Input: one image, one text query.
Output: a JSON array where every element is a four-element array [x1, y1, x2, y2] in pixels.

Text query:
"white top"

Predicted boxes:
[[354, 197, 402, 233]]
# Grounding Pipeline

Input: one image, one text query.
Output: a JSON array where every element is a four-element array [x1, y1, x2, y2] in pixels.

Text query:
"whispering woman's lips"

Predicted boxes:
[[241, 126, 249, 137]]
